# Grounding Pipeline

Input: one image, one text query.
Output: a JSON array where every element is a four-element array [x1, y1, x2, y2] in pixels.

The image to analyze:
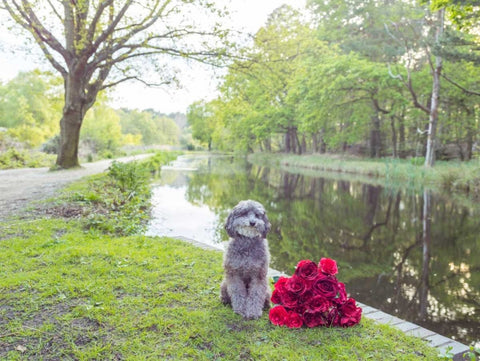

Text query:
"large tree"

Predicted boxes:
[[1, 0, 227, 168]]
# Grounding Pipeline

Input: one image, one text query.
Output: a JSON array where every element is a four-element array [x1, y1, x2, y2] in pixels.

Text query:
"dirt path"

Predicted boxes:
[[0, 154, 152, 222]]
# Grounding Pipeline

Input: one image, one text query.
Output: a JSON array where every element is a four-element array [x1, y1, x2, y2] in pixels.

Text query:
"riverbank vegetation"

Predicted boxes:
[[0, 154, 446, 360], [248, 153, 480, 202], [187, 1, 479, 168]]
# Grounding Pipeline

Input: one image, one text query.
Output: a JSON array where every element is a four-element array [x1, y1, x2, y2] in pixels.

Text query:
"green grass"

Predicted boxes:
[[0, 219, 446, 360], [249, 152, 480, 202], [0, 148, 56, 169], [0, 151, 450, 360]]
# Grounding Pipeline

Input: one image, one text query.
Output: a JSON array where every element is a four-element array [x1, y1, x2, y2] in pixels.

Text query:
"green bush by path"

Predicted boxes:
[[46, 151, 180, 236], [0, 148, 55, 169], [0, 219, 445, 361]]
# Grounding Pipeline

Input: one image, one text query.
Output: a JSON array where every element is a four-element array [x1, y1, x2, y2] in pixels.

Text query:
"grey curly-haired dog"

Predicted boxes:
[[220, 200, 271, 319]]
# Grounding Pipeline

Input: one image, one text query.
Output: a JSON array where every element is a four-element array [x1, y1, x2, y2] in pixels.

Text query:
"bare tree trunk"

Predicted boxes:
[[284, 130, 291, 153], [301, 134, 307, 154], [312, 133, 318, 153], [425, 9, 444, 167], [390, 115, 398, 158], [370, 113, 382, 158], [56, 73, 90, 168]]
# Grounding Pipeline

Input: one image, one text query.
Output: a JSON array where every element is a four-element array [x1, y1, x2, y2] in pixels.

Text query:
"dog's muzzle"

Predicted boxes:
[[237, 225, 262, 238]]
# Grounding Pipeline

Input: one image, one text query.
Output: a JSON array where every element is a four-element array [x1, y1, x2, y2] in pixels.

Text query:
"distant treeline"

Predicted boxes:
[[0, 70, 188, 157], [187, 2, 479, 161]]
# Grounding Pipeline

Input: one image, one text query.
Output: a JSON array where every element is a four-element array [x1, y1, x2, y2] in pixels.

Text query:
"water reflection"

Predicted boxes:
[[148, 154, 480, 347]]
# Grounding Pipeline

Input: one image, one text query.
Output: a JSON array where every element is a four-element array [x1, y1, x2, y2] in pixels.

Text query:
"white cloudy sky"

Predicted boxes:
[[0, 0, 304, 113]]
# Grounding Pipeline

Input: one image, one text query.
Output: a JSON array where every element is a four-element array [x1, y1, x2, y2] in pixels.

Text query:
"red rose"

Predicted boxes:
[[294, 260, 319, 281], [333, 282, 347, 305], [275, 276, 289, 288], [307, 295, 331, 313], [338, 298, 362, 327], [269, 305, 288, 326], [319, 258, 338, 275], [312, 274, 339, 299], [304, 312, 327, 328], [271, 288, 283, 305], [285, 275, 308, 297], [285, 311, 303, 328], [280, 290, 299, 309], [326, 308, 341, 327], [272, 276, 288, 305]]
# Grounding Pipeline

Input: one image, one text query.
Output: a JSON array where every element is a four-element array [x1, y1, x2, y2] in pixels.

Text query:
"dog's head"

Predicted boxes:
[[225, 200, 271, 239]]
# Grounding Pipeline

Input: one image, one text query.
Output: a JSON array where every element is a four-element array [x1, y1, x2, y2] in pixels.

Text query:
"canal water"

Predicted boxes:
[[146, 154, 480, 347]]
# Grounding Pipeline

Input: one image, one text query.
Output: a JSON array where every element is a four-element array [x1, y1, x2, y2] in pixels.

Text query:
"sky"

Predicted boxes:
[[0, 0, 304, 114]]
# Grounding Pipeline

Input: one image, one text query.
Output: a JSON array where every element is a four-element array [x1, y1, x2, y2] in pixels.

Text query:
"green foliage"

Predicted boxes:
[[141, 150, 181, 175], [0, 148, 55, 169], [80, 96, 125, 157], [187, 100, 217, 150], [107, 160, 150, 195], [0, 70, 62, 147], [118, 108, 181, 146], [187, 0, 479, 163], [0, 218, 445, 360]]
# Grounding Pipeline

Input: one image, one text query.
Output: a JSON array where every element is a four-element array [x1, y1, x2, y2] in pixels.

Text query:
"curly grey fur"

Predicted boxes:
[[220, 200, 271, 319]]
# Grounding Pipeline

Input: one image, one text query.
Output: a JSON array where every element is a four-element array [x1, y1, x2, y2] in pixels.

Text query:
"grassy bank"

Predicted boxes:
[[0, 152, 448, 360], [249, 153, 480, 201], [0, 222, 447, 360]]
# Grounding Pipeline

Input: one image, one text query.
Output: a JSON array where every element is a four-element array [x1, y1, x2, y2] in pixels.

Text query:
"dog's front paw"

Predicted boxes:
[[244, 308, 263, 320]]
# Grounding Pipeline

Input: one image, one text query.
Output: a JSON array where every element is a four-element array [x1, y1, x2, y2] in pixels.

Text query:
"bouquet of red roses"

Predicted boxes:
[[269, 258, 362, 328]]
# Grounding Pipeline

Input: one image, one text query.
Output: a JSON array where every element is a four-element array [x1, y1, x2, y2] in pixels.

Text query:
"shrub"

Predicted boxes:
[[0, 148, 55, 169], [409, 157, 425, 166]]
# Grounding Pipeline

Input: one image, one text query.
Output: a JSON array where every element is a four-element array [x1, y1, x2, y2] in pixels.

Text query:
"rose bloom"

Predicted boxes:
[[269, 305, 288, 326], [285, 311, 303, 328], [333, 282, 347, 305], [319, 258, 338, 276], [271, 288, 283, 305], [300, 289, 314, 305], [312, 274, 339, 299], [326, 308, 341, 327], [275, 276, 289, 288], [285, 275, 308, 297], [307, 295, 331, 313], [281, 290, 299, 309], [304, 312, 327, 328], [338, 298, 362, 327], [294, 260, 319, 281]]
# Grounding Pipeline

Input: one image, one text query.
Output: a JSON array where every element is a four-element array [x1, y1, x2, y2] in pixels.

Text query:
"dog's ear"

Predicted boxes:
[[225, 208, 236, 238], [262, 213, 271, 238]]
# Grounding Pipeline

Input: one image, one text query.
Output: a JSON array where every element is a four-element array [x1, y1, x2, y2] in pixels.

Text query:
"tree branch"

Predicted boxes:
[[442, 73, 480, 96], [100, 75, 172, 90], [2, 0, 68, 76], [86, 0, 113, 44], [89, 0, 133, 56]]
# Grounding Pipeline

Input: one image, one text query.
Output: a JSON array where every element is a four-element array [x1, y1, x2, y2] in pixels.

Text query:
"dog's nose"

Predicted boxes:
[[249, 220, 256, 226]]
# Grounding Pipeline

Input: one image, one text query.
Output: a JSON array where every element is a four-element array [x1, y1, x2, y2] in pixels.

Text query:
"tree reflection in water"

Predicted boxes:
[[181, 155, 479, 346]]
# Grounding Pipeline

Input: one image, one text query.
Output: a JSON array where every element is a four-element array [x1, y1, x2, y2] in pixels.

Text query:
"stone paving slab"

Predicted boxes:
[[174, 236, 471, 361]]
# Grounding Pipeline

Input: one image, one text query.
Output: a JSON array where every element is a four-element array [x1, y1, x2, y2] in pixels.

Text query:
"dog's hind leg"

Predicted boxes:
[[220, 280, 231, 305]]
